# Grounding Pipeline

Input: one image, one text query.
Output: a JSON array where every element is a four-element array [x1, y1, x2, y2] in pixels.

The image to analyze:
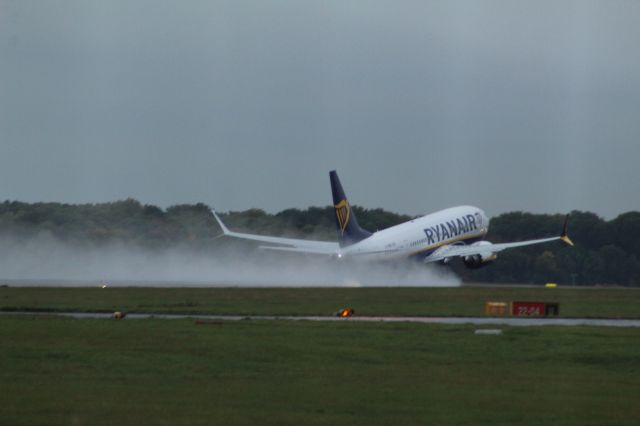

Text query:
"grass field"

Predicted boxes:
[[1, 285, 639, 318], [2, 286, 640, 425], [1, 315, 639, 426]]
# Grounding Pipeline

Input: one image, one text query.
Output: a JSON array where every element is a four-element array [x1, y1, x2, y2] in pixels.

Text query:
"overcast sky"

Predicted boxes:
[[1, 0, 639, 219]]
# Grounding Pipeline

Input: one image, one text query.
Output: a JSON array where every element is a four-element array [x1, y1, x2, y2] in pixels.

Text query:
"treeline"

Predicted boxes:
[[0, 199, 220, 250], [454, 211, 640, 286], [0, 199, 638, 286]]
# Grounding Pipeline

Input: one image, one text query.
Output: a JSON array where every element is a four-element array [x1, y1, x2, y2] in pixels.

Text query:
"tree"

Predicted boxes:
[[0, 200, 638, 286]]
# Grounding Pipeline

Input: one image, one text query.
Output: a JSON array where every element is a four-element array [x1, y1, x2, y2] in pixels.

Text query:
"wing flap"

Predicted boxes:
[[257, 245, 338, 255]]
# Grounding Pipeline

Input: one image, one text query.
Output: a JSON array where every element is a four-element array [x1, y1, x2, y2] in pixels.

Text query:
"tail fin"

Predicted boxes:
[[330, 170, 372, 247]]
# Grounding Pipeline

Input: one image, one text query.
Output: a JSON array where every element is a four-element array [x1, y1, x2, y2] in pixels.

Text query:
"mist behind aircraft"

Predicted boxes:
[[0, 232, 460, 287]]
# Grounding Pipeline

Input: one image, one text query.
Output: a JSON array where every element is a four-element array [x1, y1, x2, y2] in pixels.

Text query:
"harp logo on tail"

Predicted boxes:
[[335, 199, 350, 235]]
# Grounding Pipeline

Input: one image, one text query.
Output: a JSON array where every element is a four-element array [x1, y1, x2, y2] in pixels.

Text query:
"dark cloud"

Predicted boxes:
[[1, 1, 639, 218]]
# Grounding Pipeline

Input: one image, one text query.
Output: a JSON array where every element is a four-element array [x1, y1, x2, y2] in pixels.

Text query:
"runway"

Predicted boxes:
[[3, 311, 640, 327]]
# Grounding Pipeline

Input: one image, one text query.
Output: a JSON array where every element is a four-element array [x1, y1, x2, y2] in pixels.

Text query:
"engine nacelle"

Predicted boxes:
[[463, 241, 497, 269]]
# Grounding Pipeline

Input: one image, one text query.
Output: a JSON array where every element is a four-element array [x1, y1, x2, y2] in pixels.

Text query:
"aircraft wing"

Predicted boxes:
[[426, 216, 574, 263], [212, 211, 339, 255]]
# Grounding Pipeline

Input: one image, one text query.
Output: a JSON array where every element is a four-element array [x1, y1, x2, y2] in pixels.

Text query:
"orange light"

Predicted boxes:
[[338, 308, 354, 317]]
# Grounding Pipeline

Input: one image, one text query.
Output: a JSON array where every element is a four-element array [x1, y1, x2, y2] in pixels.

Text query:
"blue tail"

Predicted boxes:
[[330, 170, 372, 247]]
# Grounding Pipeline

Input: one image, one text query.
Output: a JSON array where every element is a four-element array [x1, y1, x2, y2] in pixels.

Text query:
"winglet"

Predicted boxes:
[[560, 214, 574, 246], [211, 210, 230, 236]]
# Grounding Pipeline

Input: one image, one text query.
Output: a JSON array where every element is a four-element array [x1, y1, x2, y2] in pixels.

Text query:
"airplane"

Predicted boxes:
[[212, 170, 573, 269]]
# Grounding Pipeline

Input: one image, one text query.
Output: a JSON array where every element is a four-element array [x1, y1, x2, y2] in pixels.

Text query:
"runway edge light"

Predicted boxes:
[[336, 308, 354, 318]]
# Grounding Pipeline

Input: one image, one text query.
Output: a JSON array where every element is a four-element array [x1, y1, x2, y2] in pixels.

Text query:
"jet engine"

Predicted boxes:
[[463, 241, 497, 269]]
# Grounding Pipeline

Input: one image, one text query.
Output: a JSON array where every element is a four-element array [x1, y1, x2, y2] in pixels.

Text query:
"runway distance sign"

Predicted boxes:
[[511, 301, 546, 317]]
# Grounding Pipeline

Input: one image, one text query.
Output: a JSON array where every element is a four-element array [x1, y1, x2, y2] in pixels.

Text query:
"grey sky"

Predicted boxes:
[[1, 0, 639, 219]]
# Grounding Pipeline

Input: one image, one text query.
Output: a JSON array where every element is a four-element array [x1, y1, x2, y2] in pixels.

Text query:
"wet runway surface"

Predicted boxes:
[[3, 311, 640, 327]]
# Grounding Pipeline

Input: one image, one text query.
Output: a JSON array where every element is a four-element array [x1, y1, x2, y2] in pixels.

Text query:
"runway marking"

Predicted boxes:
[[2, 311, 640, 327]]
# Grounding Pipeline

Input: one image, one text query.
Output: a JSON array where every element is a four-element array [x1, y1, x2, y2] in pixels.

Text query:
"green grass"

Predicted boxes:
[[1, 286, 640, 318], [1, 315, 639, 425]]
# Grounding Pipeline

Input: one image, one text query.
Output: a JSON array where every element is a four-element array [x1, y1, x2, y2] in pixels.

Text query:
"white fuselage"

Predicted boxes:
[[340, 206, 489, 261]]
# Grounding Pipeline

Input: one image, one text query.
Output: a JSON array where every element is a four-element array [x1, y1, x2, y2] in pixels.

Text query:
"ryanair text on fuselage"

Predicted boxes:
[[423, 213, 481, 245]]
